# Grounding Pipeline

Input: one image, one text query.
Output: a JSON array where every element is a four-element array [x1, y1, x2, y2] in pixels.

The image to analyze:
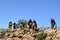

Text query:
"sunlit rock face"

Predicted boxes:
[[0, 28, 60, 40]]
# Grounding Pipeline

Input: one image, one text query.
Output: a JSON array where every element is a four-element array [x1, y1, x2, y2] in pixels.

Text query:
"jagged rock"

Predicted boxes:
[[2, 38, 7, 40], [55, 33, 60, 39], [18, 34, 23, 38], [0, 39, 3, 40], [26, 32, 30, 35], [16, 28, 21, 31], [44, 29, 56, 36], [56, 29, 60, 34], [45, 36, 52, 40], [9, 33, 14, 38], [0, 28, 60, 40], [22, 34, 34, 40], [13, 31, 19, 37], [0, 32, 5, 38], [5, 33, 9, 36], [54, 39, 60, 40], [36, 32, 43, 35], [13, 37, 21, 40], [29, 29, 35, 34], [32, 33, 37, 37], [6, 38, 13, 40], [5, 33, 14, 38]]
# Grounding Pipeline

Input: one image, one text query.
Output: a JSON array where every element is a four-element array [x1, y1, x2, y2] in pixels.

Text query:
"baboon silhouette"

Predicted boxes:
[[32, 20, 37, 30], [51, 18, 57, 29], [28, 19, 33, 29], [9, 21, 12, 29], [19, 21, 24, 29], [13, 22, 16, 29]]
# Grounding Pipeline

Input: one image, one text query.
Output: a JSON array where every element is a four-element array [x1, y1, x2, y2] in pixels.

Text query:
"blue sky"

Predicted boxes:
[[0, 0, 60, 28]]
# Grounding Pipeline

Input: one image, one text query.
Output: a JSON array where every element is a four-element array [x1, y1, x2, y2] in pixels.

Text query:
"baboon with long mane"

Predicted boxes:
[[32, 20, 37, 30], [19, 21, 24, 29], [9, 21, 12, 29], [51, 18, 57, 29], [13, 22, 16, 29], [28, 19, 33, 29]]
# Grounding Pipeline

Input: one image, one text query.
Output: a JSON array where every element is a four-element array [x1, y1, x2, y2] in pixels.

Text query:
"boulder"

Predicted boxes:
[[45, 36, 52, 40], [18, 34, 23, 38], [55, 33, 60, 39], [22, 34, 34, 40], [54, 39, 60, 40], [13, 31, 19, 37], [44, 29, 56, 36]]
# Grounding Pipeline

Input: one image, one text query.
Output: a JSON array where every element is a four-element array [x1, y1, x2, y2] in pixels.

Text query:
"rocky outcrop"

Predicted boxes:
[[0, 28, 60, 40]]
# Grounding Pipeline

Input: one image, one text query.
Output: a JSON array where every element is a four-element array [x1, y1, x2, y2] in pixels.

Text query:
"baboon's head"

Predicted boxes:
[[9, 21, 12, 26], [28, 19, 32, 25], [51, 18, 55, 25], [13, 22, 16, 26]]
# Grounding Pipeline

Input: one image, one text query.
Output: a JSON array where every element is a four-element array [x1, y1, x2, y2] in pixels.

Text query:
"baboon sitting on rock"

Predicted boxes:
[[32, 20, 37, 30], [19, 21, 24, 29], [9, 21, 12, 29], [13, 22, 16, 29], [28, 19, 33, 29], [51, 18, 57, 29]]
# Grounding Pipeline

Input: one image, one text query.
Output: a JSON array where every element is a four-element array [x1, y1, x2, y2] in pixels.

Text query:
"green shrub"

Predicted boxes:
[[36, 32, 47, 40]]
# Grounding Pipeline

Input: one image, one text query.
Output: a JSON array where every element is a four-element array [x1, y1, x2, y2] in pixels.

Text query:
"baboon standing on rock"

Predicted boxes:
[[51, 18, 57, 29]]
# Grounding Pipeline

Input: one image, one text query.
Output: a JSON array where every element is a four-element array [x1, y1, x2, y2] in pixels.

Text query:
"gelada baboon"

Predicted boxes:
[[51, 18, 57, 29], [19, 21, 24, 29], [9, 21, 12, 29], [28, 19, 32, 29], [13, 22, 16, 29], [32, 20, 37, 30]]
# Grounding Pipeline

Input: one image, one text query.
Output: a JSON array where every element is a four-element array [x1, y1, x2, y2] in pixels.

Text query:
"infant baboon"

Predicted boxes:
[[32, 20, 37, 30], [51, 18, 57, 29], [9, 21, 12, 29], [28, 19, 33, 29]]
